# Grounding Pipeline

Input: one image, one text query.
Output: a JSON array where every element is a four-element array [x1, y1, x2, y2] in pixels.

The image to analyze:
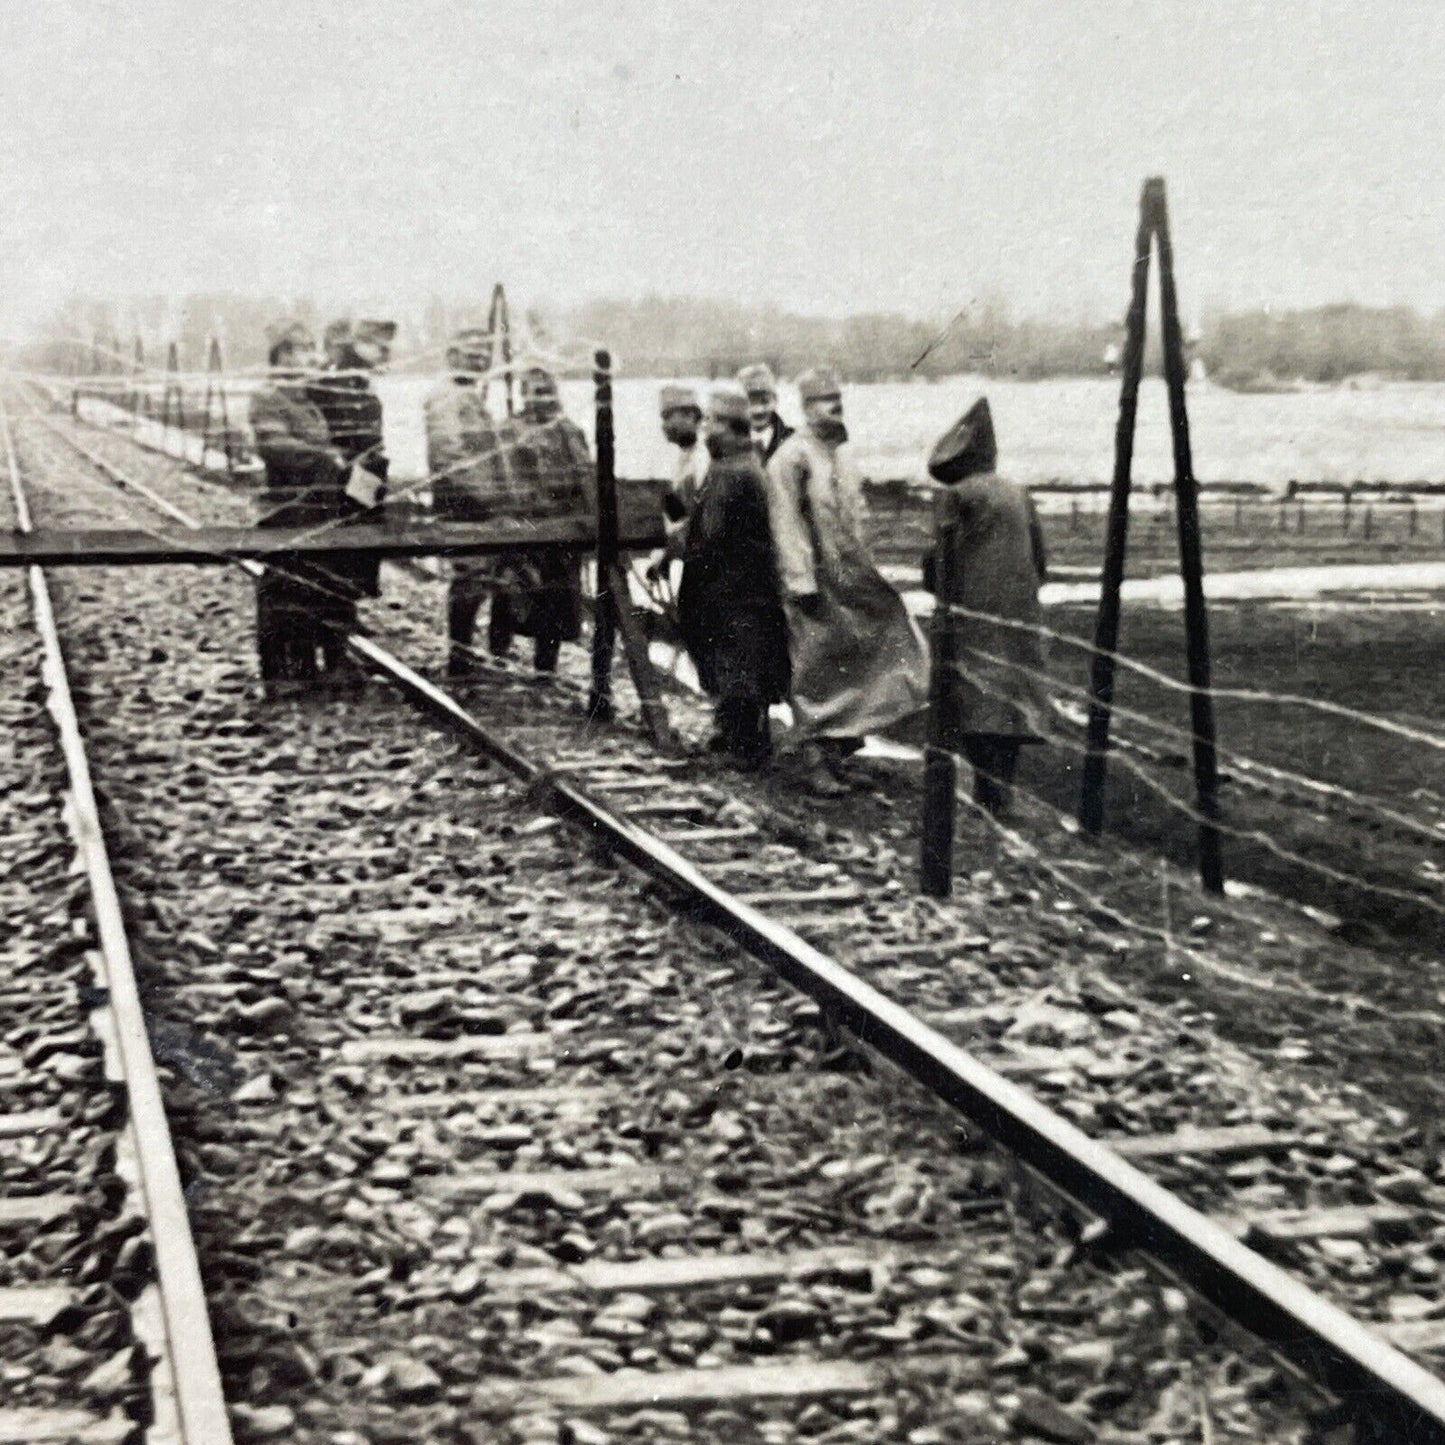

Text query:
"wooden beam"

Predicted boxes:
[[0, 515, 666, 568]]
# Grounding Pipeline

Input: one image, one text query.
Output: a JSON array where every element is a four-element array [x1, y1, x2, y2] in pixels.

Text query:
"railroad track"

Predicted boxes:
[[9, 388, 1445, 1441], [1, 402, 231, 1441]]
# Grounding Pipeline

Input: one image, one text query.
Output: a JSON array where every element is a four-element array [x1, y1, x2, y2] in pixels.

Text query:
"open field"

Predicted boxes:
[[1025, 598, 1445, 953]]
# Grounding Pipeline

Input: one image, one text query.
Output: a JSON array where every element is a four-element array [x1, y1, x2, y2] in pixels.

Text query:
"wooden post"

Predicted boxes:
[[489, 284, 514, 418], [920, 494, 960, 896], [588, 349, 618, 722], [200, 336, 234, 478], [1079, 180, 1152, 836], [130, 337, 144, 430], [1153, 178, 1224, 894], [161, 340, 185, 457]]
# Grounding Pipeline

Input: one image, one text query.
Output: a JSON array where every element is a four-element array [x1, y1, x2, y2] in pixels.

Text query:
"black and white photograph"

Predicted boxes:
[[1, 3, 1443, 1441]]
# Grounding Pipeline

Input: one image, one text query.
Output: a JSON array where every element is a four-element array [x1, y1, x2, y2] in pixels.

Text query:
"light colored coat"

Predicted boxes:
[[765, 428, 928, 739], [765, 430, 869, 599]]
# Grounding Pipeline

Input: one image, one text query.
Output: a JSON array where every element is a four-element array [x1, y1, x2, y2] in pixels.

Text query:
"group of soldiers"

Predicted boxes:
[[654, 367, 1049, 801], [248, 323, 1050, 809], [249, 318, 395, 688]]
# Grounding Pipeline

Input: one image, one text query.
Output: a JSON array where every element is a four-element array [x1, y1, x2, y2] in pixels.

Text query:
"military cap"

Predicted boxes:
[[659, 383, 700, 414], [796, 366, 842, 404], [355, 319, 397, 346], [736, 363, 777, 396], [323, 318, 353, 349], [707, 383, 750, 423], [265, 320, 315, 352], [521, 367, 559, 398], [927, 397, 998, 485]]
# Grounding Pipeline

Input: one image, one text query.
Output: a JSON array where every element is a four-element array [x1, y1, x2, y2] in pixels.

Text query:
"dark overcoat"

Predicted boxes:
[[928, 474, 1050, 741], [307, 368, 389, 597], [679, 434, 791, 704], [249, 383, 353, 621]]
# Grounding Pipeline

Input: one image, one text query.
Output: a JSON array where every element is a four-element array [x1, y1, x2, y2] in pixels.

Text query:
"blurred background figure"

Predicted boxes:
[[678, 384, 791, 767], [424, 327, 498, 677], [924, 396, 1050, 817], [766, 367, 928, 791], [249, 321, 347, 695], [306, 317, 397, 679], [737, 362, 793, 463], [488, 367, 593, 674]]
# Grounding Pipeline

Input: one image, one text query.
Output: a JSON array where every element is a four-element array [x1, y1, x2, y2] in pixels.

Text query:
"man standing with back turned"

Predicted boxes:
[[766, 367, 928, 790]]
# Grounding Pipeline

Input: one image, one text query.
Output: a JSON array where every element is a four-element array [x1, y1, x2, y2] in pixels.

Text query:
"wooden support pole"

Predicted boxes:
[[489, 284, 514, 418], [1079, 180, 1152, 836], [200, 336, 234, 478], [1152, 177, 1224, 894], [920, 495, 960, 897], [130, 337, 144, 429], [589, 349, 619, 723], [162, 340, 184, 455]]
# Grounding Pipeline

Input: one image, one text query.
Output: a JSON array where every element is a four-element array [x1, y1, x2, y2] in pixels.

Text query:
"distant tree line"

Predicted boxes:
[[1198, 304, 1445, 389], [22, 292, 1445, 391]]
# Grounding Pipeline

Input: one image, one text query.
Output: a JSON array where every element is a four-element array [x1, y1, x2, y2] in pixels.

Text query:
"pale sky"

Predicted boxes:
[[2, 0, 1444, 335]]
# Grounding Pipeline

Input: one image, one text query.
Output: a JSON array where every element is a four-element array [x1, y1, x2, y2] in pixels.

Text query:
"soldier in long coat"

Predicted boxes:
[[766, 367, 929, 784], [924, 397, 1050, 816], [248, 323, 348, 692], [307, 318, 395, 674], [678, 385, 791, 765]]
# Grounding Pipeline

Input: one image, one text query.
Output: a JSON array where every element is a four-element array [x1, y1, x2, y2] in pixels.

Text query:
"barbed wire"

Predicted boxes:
[[936, 598, 1445, 751], [945, 634, 1445, 845]]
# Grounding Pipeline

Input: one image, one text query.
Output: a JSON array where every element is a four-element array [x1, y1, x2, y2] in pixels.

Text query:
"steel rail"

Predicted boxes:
[[0, 397, 234, 1442], [35, 397, 1445, 1443]]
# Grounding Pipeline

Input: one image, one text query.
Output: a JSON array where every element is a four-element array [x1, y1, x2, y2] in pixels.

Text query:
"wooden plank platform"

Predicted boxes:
[[489, 1243, 929, 1298], [0, 1408, 119, 1444], [0, 1195, 73, 1230], [337, 1031, 550, 1065], [515, 1356, 964, 1412], [0, 515, 665, 567], [0, 1107, 63, 1138], [434, 1165, 664, 1202], [1109, 1124, 1296, 1161], [0, 1285, 75, 1326], [1230, 1203, 1421, 1245]]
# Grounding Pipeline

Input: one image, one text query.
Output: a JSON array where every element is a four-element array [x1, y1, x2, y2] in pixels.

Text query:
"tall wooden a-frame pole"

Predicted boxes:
[[1079, 176, 1224, 894]]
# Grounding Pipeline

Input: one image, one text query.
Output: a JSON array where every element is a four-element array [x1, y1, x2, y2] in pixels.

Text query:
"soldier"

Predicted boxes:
[[496, 368, 593, 674], [924, 397, 1049, 816], [654, 383, 706, 573], [737, 362, 793, 463], [424, 327, 499, 676], [678, 385, 791, 766], [307, 318, 396, 676], [766, 366, 928, 789], [427, 360, 592, 676], [248, 322, 348, 695]]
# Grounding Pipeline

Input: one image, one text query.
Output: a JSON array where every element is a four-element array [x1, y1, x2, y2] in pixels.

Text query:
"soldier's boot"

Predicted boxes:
[[487, 598, 515, 661], [447, 589, 481, 677]]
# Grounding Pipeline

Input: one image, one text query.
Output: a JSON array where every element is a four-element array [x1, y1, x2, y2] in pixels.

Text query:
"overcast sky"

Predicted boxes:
[[2, 0, 1443, 335]]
